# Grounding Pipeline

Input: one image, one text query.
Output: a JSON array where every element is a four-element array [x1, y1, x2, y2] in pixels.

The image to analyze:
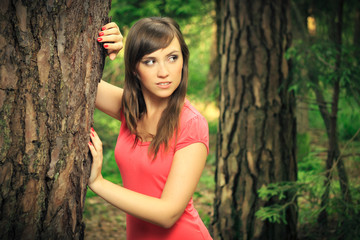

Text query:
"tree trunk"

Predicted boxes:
[[317, 0, 352, 231], [212, 0, 297, 239], [206, 0, 221, 96], [0, 0, 110, 239], [354, 6, 360, 48]]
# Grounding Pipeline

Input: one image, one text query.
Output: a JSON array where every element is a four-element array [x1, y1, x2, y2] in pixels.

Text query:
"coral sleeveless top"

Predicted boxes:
[[114, 99, 212, 239]]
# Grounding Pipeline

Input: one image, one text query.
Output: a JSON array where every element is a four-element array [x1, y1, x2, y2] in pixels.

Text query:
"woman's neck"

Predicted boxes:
[[143, 93, 169, 117], [137, 96, 169, 140]]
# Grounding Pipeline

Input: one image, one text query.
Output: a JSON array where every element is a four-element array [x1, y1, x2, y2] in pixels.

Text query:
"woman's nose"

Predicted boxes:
[[157, 62, 169, 78]]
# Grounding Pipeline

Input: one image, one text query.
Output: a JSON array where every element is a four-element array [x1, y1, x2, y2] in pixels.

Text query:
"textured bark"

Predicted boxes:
[[0, 0, 110, 239], [212, 0, 297, 239]]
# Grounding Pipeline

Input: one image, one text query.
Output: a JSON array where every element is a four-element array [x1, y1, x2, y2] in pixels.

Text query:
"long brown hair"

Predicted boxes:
[[121, 17, 190, 158]]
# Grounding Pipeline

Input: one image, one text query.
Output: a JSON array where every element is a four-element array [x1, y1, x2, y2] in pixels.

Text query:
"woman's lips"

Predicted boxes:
[[156, 82, 172, 88]]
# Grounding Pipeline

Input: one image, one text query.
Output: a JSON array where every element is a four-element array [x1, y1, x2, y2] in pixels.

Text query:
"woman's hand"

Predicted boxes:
[[98, 22, 123, 60], [88, 128, 104, 187]]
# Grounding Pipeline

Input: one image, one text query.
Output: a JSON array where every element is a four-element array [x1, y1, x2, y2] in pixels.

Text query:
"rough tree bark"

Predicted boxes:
[[0, 0, 110, 239], [212, 0, 297, 239]]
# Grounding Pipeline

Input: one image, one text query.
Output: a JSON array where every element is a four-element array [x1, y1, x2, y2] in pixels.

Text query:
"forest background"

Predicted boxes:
[[82, 0, 360, 239]]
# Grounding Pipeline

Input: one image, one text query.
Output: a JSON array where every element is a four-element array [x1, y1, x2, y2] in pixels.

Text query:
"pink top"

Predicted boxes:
[[114, 99, 212, 240]]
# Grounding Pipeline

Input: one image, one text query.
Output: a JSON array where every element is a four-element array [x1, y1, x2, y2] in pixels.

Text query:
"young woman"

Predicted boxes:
[[89, 17, 212, 239]]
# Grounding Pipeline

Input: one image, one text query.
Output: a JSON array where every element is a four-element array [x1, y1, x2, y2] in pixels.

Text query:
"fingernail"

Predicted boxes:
[[97, 37, 102, 42], [91, 127, 94, 132], [104, 44, 109, 48], [88, 141, 92, 146], [92, 132, 94, 137], [99, 32, 104, 36], [102, 27, 106, 31]]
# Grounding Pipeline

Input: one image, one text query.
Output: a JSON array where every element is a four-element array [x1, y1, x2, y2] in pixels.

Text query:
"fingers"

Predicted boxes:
[[108, 52, 117, 61], [88, 141, 97, 157], [101, 41, 123, 51], [98, 28, 123, 42], [97, 34, 123, 48], [88, 128, 104, 186], [89, 127, 103, 154], [98, 22, 123, 58], [101, 22, 119, 31], [101, 26, 121, 35]]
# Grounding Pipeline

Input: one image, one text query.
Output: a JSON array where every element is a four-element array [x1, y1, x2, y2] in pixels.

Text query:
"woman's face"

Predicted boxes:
[[136, 37, 183, 101]]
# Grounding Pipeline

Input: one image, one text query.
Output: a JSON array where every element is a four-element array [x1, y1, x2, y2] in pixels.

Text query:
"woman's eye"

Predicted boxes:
[[169, 55, 178, 62], [143, 59, 155, 65]]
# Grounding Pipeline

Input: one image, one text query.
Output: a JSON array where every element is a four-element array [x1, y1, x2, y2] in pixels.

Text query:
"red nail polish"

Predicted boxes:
[[104, 44, 109, 48], [99, 32, 104, 36], [88, 141, 92, 146], [97, 37, 102, 42], [102, 27, 106, 31], [91, 127, 94, 132], [92, 132, 94, 137]]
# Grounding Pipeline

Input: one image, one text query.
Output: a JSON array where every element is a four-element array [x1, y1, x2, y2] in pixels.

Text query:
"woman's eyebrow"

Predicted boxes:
[[141, 56, 155, 60], [166, 50, 180, 56], [142, 50, 180, 60]]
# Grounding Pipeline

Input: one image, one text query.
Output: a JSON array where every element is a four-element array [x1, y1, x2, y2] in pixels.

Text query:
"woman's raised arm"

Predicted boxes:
[[95, 80, 123, 121], [96, 22, 124, 120]]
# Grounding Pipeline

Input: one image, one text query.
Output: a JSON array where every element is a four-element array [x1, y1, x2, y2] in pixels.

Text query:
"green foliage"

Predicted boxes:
[[287, 41, 360, 95], [257, 182, 299, 201], [102, 56, 125, 87], [86, 150, 123, 199], [256, 182, 303, 224], [307, 106, 326, 130], [338, 98, 360, 141], [101, 150, 123, 185], [197, 208, 211, 228], [186, 20, 212, 99], [199, 166, 215, 190], [255, 204, 289, 224], [256, 146, 360, 239], [208, 120, 218, 136], [256, 153, 323, 225], [110, 0, 214, 34], [93, 109, 121, 152], [297, 133, 311, 162]]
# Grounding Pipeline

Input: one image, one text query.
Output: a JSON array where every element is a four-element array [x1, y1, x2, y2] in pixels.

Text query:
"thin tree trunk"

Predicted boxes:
[[317, 0, 352, 232], [352, 6, 360, 105], [0, 0, 110, 239], [212, 0, 297, 239], [206, 0, 221, 96], [354, 6, 360, 48]]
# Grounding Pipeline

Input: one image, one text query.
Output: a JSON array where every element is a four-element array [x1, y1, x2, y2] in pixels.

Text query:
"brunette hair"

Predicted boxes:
[[121, 17, 189, 158]]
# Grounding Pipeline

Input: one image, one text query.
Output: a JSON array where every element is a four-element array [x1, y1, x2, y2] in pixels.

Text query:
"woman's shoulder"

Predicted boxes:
[[175, 98, 209, 153], [180, 99, 207, 128]]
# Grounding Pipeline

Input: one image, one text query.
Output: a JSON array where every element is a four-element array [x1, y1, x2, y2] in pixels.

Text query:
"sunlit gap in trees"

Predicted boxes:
[[307, 16, 316, 35]]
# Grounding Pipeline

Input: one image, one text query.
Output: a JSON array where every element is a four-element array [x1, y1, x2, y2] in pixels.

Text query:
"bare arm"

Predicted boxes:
[[95, 80, 123, 121], [96, 22, 124, 120], [88, 129, 208, 228]]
